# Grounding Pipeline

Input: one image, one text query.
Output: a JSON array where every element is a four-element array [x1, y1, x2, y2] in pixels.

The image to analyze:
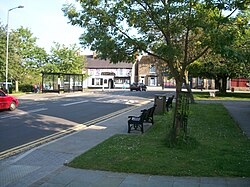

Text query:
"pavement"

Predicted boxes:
[[0, 91, 250, 187]]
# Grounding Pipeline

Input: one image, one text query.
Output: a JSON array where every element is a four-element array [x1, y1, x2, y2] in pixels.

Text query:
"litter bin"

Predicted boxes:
[[154, 94, 166, 114]]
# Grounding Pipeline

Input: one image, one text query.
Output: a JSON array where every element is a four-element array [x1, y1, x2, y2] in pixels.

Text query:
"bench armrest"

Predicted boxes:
[[128, 115, 139, 118], [128, 116, 140, 120]]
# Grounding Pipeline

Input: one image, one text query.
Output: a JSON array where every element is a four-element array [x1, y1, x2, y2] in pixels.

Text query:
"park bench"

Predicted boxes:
[[141, 104, 156, 125], [128, 109, 148, 133], [166, 95, 175, 111]]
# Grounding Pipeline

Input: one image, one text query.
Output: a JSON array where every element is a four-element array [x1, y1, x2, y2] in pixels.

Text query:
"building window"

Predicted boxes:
[[96, 78, 103, 85], [149, 64, 156, 73], [92, 78, 95, 85]]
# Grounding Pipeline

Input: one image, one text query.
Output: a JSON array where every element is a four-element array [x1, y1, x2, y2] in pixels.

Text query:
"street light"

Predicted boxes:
[[5, 5, 24, 92]]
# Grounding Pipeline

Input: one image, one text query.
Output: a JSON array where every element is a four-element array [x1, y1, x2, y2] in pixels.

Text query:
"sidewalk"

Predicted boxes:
[[0, 97, 250, 186]]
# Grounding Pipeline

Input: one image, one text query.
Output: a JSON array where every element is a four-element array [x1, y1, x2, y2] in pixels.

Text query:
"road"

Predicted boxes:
[[0, 90, 174, 157]]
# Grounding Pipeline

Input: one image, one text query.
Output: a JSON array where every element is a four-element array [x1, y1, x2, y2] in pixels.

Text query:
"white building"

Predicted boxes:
[[83, 56, 133, 89]]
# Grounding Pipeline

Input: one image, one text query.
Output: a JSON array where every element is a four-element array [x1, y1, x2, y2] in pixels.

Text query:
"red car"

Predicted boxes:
[[0, 90, 19, 111]]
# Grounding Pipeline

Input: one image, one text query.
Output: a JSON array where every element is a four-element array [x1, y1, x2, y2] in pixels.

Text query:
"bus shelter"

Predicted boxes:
[[42, 72, 84, 93]]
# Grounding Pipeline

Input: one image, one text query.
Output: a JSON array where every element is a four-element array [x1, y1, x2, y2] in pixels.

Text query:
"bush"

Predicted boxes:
[[19, 84, 33, 92]]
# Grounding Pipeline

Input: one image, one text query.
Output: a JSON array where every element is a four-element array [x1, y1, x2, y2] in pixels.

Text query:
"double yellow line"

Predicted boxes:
[[0, 104, 140, 160]]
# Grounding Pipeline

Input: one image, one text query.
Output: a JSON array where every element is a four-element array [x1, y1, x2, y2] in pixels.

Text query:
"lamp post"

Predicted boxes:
[[5, 5, 24, 92]]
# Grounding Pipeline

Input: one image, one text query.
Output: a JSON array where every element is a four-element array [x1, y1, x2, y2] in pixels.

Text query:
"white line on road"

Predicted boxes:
[[95, 96, 113, 101], [61, 100, 89, 106], [0, 108, 48, 119], [27, 108, 48, 113]]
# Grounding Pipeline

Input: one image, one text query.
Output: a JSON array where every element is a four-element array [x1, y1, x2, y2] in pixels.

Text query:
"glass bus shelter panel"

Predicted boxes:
[[74, 75, 83, 91], [64, 75, 70, 92], [42, 73, 84, 93], [53, 74, 59, 91], [43, 74, 54, 91]]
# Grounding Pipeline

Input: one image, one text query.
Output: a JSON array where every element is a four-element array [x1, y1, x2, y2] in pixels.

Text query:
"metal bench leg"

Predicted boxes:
[[128, 122, 131, 133], [141, 123, 144, 133]]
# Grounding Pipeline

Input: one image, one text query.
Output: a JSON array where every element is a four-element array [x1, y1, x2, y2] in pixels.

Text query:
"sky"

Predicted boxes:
[[0, 0, 92, 54]]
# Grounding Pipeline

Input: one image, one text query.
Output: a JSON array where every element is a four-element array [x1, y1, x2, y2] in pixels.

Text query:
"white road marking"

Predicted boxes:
[[95, 96, 113, 101], [0, 108, 48, 119], [27, 108, 48, 113], [61, 100, 89, 106]]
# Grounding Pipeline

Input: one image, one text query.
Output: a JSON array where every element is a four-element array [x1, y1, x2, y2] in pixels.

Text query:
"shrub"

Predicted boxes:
[[19, 84, 33, 92]]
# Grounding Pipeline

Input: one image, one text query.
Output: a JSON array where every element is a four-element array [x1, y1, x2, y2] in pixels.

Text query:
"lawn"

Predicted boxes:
[[68, 103, 250, 177], [193, 91, 250, 100]]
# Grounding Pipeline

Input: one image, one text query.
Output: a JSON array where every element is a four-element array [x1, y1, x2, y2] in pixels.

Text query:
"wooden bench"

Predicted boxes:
[[141, 105, 156, 125], [166, 95, 174, 111], [128, 109, 148, 133]]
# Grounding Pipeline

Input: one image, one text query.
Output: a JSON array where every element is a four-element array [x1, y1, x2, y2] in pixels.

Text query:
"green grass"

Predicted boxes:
[[9, 92, 28, 96], [68, 103, 250, 177], [193, 92, 250, 100]]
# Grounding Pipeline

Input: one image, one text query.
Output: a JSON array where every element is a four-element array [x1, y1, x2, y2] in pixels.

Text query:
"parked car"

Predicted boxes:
[[0, 89, 19, 111], [130, 82, 147, 91]]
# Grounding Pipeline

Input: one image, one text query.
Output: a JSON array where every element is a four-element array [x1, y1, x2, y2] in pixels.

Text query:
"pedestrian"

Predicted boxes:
[[33, 84, 37, 93]]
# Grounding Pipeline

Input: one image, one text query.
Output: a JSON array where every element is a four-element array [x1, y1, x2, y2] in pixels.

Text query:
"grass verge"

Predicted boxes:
[[193, 92, 250, 100], [68, 103, 250, 177]]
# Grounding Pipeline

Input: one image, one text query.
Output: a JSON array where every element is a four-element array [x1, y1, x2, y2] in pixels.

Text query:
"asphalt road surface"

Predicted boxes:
[[0, 90, 174, 155]]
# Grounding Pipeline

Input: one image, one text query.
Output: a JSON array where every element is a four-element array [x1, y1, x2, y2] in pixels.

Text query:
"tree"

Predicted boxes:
[[11, 27, 48, 85], [188, 11, 250, 93], [63, 0, 249, 143], [43, 43, 85, 74], [0, 23, 6, 82], [0, 24, 48, 88]]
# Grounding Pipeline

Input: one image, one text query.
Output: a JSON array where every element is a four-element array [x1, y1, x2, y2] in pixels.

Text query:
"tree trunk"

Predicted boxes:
[[170, 79, 182, 143], [221, 76, 227, 94], [184, 71, 195, 103], [215, 78, 221, 91]]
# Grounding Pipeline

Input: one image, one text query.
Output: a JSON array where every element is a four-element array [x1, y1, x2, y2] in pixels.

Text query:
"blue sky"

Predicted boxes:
[[0, 0, 92, 54]]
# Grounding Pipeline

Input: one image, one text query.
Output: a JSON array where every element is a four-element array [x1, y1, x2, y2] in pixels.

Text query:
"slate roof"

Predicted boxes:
[[85, 56, 133, 69]]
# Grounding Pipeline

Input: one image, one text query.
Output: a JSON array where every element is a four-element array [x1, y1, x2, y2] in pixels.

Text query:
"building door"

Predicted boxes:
[[140, 76, 145, 84], [108, 79, 114, 89], [149, 77, 157, 86]]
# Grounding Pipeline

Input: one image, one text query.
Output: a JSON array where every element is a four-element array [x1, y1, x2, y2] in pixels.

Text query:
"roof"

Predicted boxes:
[[139, 55, 157, 64], [85, 57, 133, 69]]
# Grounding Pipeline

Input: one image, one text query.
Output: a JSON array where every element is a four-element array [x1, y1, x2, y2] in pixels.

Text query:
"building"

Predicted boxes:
[[230, 78, 249, 91], [84, 54, 249, 91], [83, 55, 133, 89], [138, 55, 163, 87]]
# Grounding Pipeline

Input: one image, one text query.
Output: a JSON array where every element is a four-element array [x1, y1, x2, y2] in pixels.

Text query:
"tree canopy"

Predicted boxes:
[[188, 10, 250, 93], [44, 43, 85, 74], [63, 0, 249, 142], [0, 22, 86, 88], [11, 27, 48, 84], [63, 0, 249, 85]]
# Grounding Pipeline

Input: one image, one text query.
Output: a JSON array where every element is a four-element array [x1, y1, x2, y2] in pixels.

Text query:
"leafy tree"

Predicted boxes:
[[188, 11, 250, 93], [63, 0, 249, 143], [0, 24, 48, 89], [44, 42, 85, 74], [0, 23, 6, 82], [11, 27, 48, 85]]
